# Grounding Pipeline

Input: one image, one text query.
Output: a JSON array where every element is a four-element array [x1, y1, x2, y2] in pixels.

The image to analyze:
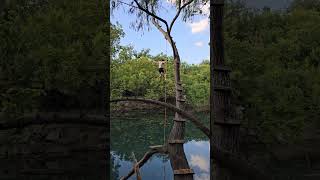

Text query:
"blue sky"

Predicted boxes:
[[111, 0, 291, 64]]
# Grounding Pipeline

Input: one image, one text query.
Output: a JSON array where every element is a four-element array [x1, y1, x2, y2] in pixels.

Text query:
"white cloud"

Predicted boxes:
[[188, 18, 208, 33], [190, 154, 210, 173], [192, 141, 208, 147], [195, 41, 204, 47]]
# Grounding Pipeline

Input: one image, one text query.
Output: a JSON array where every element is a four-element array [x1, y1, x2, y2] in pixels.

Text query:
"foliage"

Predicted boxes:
[[182, 61, 210, 106], [224, 0, 320, 143], [0, 0, 109, 114], [111, 49, 176, 100], [111, 46, 209, 106], [111, 23, 124, 58]]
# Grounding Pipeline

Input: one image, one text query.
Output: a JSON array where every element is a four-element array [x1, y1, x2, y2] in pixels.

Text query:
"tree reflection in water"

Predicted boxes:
[[111, 110, 210, 179]]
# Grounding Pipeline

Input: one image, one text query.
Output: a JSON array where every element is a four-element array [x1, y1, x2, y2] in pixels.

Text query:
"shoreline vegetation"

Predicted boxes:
[[111, 100, 210, 114]]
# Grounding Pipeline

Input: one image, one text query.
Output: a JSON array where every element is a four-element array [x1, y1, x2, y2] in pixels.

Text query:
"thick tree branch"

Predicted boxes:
[[133, 0, 169, 31], [180, 0, 194, 10], [151, 17, 176, 51], [111, 98, 210, 137], [132, 0, 189, 59], [151, 17, 169, 38], [169, 0, 194, 32], [151, 17, 178, 58]]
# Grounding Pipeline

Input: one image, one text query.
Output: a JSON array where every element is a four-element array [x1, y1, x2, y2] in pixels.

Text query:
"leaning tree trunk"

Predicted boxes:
[[166, 36, 194, 180], [210, 0, 241, 180]]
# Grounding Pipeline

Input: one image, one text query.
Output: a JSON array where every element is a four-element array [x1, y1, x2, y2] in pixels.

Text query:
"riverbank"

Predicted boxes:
[[110, 100, 209, 114]]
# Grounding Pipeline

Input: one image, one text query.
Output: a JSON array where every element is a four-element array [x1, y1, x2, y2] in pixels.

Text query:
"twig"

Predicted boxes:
[[132, 152, 142, 180]]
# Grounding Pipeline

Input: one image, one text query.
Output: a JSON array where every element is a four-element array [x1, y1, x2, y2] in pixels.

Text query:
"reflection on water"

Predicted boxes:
[[111, 141, 210, 180], [111, 110, 320, 180], [186, 141, 210, 180], [111, 110, 210, 180]]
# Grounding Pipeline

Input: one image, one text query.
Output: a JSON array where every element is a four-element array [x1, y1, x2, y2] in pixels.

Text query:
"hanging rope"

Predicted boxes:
[[163, 40, 168, 145], [163, 74, 167, 144], [162, 38, 168, 180]]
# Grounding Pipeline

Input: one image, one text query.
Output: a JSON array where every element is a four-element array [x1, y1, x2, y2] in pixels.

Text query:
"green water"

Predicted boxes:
[[110, 110, 210, 180]]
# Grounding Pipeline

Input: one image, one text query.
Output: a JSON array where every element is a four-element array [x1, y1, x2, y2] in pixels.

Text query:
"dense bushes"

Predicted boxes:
[[0, 0, 109, 114], [111, 48, 209, 106], [224, 1, 320, 143]]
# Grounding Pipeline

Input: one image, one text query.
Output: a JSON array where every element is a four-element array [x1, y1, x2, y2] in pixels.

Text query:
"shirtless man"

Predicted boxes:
[[158, 59, 166, 78]]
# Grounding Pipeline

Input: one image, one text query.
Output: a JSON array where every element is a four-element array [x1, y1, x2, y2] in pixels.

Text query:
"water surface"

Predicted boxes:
[[111, 110, 210, 180]]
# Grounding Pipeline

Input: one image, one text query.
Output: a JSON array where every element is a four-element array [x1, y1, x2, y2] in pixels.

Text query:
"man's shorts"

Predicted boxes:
[[159, 68, 164, 74]]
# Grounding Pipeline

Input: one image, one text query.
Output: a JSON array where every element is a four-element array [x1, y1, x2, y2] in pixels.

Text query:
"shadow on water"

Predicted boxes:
[[110, 110, 210, 180]]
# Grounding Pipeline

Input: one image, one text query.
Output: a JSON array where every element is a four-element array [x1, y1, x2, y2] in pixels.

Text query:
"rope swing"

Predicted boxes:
[[163, 40, 168, 180], [163, 61, 167, 145], [164, 39, 168, 145], [157, 39, 168, 180], [158, 41, 168, 145]]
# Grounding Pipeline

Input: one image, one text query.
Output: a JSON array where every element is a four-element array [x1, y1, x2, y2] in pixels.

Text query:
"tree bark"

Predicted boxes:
[[165, 34, 194, 180], [210, 1, 241, 180]]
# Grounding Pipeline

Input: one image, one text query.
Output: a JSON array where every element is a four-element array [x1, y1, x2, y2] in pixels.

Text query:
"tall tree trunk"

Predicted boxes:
[[131, 1, 195, 178], [166, 36, 194, 180], [210, 0, 241, 180]]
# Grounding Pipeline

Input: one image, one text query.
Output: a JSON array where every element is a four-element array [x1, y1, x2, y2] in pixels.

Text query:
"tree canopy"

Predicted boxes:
[[111, 0, 209, 31]]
